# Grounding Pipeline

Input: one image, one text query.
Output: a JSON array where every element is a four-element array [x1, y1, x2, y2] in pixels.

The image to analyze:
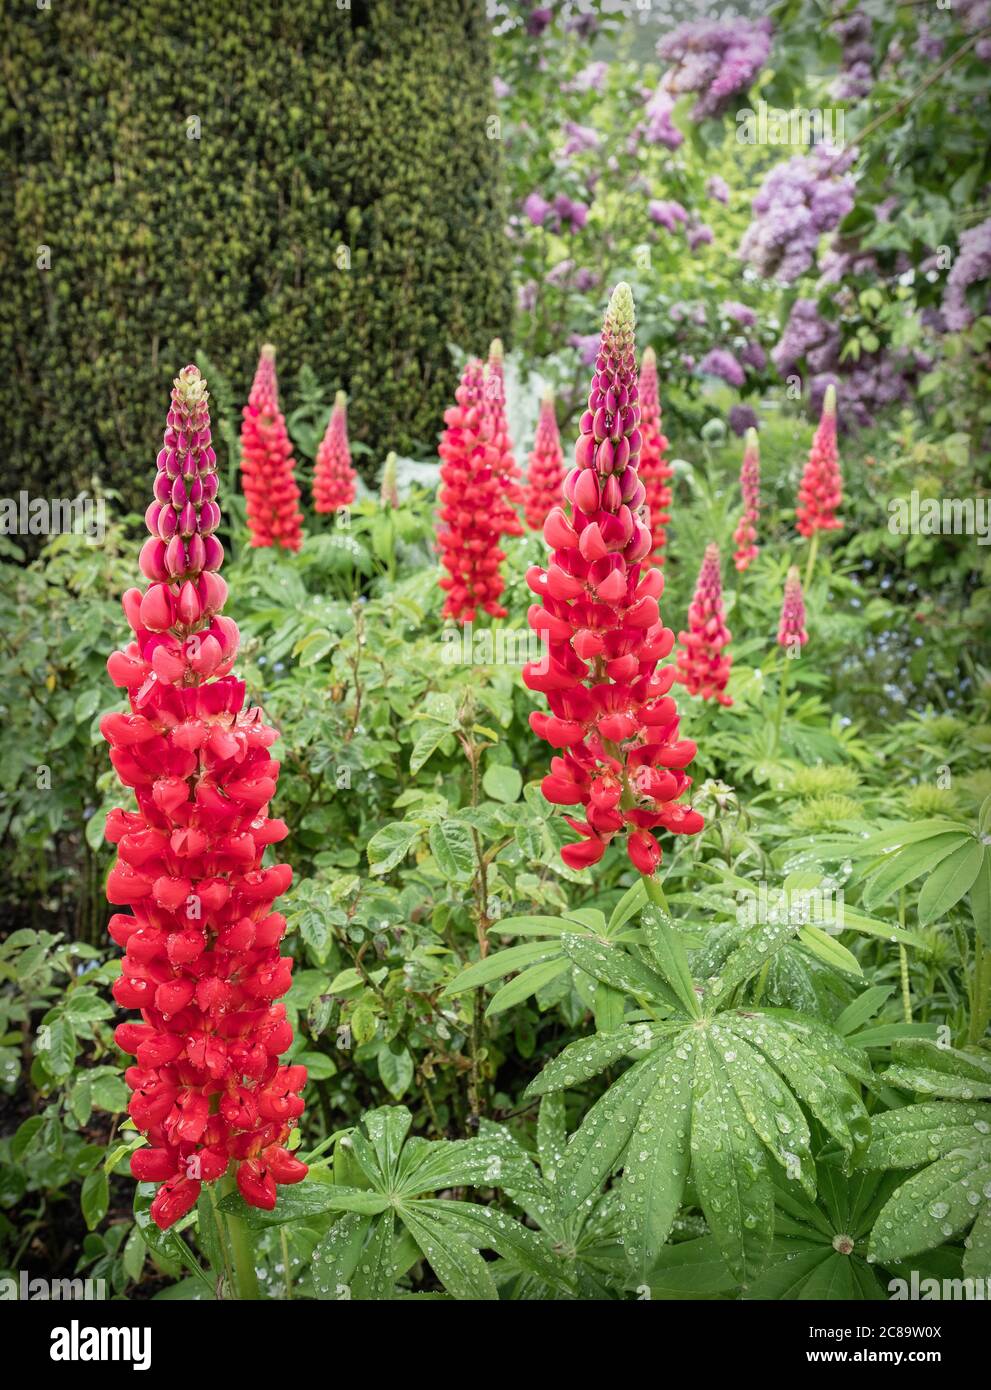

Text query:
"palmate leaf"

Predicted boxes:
[[400, 1206, 498, 1301], [524, 917, 872, 1282], [862, 831, 970, 910], [866, 1042, 991, 1278]]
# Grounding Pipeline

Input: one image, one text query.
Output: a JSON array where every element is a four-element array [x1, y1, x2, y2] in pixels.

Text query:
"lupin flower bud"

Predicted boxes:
[[777, 565, 809, 648], [523, 388, 566, 530], [380, 451, 399, 509], [638, 347, 674, 567], [240, 345, 304, 551], [523, 285, 703, 875], [732, 428, 761, 571], [676, 542, 733, 706], [437, 359, 510, 623], [103, 365, 306, 1230], [796, 384, 842, 537], [313, 391, 357, 513]]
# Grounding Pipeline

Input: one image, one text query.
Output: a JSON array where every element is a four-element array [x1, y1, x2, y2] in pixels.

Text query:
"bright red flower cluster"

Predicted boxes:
[[777, 564, 809, 649], [437, 359, 509, 622], [523, 285, 703, 876], [485, 338, 525, 535], [676, 542, 733, 706], [732, 427, 761, 572], [523, 388, 566, 530], [103, 365, 307, 1231], [313, 391, 357, 513], [796, 383, 842, 538], [637, 346, 674, 567], [240, 345, 304, 551]]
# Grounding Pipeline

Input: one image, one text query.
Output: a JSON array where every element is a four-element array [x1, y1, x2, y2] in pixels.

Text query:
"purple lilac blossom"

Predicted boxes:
[[706, 175, 730, 205], [648, 199, 689, 232], [561, 121, 602, 158], [640, 83, 684, 150], [942, 217, 991, 331], [699, 348, 746, 388], [830, 9, 875, 101], [492, 76, 510, 100], [523, 192, 551, 226], [739, 146, 856, 284], [657, 17, 773, 119], [740, 340, 766, 371], [688, 222, 714, 251], [729, 404, 759, 436], [569, 333, 600, 366], [565, 61, 608, 93], [721, 300, 756, 327]]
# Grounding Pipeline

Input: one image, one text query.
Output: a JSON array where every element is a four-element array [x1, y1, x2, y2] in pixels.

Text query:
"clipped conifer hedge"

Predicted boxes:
[[1, 0, 511, 508]]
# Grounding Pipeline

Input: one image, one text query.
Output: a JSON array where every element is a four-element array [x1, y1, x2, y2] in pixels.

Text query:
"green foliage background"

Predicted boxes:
[[1, 0, 511, 508]]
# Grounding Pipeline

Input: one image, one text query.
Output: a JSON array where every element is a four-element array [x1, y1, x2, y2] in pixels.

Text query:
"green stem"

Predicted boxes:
[[804, 530, 820, 590], [772, 658, 791, 757], [219, 1173, 260, 1301], [898, 890, 912, 1024], [643, 873, 670, 912]]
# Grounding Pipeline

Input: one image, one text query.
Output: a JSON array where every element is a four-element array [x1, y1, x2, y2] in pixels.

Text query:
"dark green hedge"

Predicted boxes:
[[1, 0, 511, 509]]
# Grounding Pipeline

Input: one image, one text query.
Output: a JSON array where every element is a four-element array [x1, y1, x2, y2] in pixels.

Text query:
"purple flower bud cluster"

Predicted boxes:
[[739, 146, 856, 284], [656, 17, 773, 120], [942, 217, 991, 331], [830, 9, 875, 101], [687, 221, 714, 251], [699, 348, 745, 389]]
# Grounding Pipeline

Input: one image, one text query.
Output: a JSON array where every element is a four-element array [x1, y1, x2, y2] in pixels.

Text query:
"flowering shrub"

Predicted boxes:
[[102, 366, 306, 1231]]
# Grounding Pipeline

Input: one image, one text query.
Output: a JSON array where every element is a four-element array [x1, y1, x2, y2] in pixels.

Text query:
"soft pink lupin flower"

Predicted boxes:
[[796, 384, 842, 537], [732, 428, 761, 571], [676, 543, 733, 706], [523, 388, 566, 530], [777, 566, 809, 649]]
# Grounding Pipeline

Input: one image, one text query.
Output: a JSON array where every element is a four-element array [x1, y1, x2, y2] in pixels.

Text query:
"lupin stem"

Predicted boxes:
[[220, 1172, 260, 1301], [804, 530, 820, 590]]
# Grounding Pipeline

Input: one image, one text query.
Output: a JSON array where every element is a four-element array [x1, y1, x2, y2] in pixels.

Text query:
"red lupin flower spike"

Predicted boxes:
[[777, 565, 809, 649], [484, 338, 525, 536], [437, 359, 509, 623], [732, 427, 761, 572], [239, 345, 304, 551], [313, 391, 357, 513], [637, 346, 674, 568], [523, 387, 566, 530], [676, 542, 734, 706], [796, 384, 842, 538], [103, 365, 307, 1231], [523, 284, 703, 876]]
